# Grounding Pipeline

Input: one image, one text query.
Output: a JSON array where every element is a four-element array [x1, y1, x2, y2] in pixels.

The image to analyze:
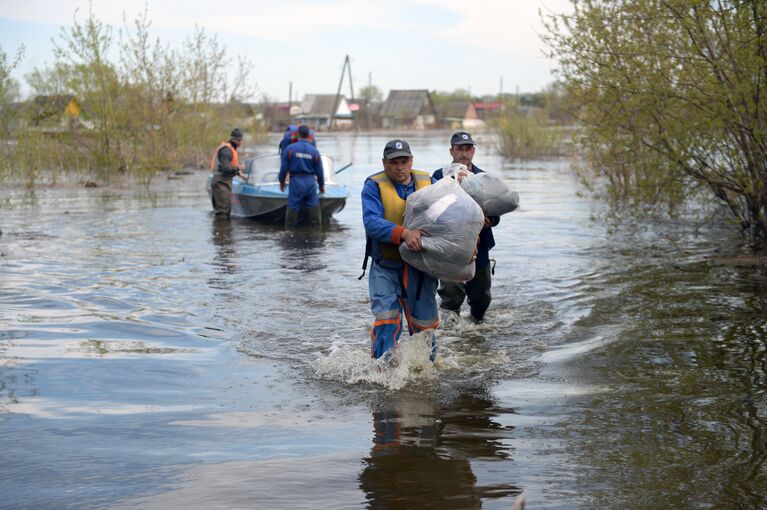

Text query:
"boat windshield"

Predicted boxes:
[[245, 153, 338, 184]]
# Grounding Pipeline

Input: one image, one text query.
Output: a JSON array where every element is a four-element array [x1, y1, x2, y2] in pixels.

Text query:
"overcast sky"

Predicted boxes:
[[0, 0, 572, 101]]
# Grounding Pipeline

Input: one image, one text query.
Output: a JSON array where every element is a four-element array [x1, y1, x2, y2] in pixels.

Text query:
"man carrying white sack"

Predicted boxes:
[[432, 131, 500, 324], [360, 140, 439, 364]]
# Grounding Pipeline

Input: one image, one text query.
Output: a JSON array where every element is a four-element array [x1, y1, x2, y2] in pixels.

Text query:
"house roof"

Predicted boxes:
[[32, 95, 76, 107], [437, 100, 476, 119], [31, 95, 77, 118], [379, 89, 435, 118], [300, 94, 349, 117], [474, 101, 502, 110], [260, 103, 292, 119]]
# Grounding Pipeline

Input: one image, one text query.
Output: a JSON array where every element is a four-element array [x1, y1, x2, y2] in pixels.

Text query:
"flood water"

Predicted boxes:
[[1, 132, 766, 509]]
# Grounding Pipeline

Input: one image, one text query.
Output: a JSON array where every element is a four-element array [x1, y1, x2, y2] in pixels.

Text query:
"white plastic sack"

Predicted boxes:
[[399, 177, 484, 282], [441, 163, 520, 217], [441, 162, 472, 182]]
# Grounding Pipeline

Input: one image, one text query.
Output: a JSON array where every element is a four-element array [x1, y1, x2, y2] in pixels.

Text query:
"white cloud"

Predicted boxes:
[[1, 0, 571, 51], [0, 0, 572, 98], [419, 0, 572, 55], [142, 1, 386, 42], [1, 1, 395, 41]]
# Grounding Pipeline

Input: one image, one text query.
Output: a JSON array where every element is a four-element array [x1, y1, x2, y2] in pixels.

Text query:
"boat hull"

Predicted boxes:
[[206, 176, 348, 222]]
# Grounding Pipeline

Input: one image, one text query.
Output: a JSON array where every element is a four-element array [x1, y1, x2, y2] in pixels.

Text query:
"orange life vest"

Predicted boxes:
[[210, 142, 239, 173]]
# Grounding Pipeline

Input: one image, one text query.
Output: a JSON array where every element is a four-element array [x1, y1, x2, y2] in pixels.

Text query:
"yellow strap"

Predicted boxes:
[[372, 170, 431, 260]]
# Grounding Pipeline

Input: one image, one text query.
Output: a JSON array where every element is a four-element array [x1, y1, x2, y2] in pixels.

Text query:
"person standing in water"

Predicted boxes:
[[279, 125, 324, 227], [432, 131, 500, 323], [210, 128, 246, 217], [360, 139, 439, 365]]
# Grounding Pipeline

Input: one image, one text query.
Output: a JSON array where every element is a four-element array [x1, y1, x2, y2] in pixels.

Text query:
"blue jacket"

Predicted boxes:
[[279, 141, 324, 187], [432, 164, 499, 269], [279, 125, 316, 154], [361, 172, 436, 267]]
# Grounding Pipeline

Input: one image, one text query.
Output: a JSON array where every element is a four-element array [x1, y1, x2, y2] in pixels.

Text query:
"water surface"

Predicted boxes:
[[1, 132, 766, 509]]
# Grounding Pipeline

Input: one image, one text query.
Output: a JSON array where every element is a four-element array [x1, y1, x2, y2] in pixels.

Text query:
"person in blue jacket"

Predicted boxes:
[[279, 125, 324, 227], [361, 139, 439, 365], [279, 123, 316, 154], [432, 131, 500, 324]]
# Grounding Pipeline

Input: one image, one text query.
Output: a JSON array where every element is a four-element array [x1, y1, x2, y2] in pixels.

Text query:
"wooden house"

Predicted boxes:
[[437, 100, 485, 130], [473, 101, 503, 120], [379, 90, 436, 129], [259, 102, 302, 131], [30, 95, 81, 127], [296, 94, 353, 131]]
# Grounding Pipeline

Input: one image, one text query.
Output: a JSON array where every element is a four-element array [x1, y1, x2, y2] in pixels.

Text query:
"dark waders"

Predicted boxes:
[[210, 173, 233, 216], [284, 206, 322, 228]]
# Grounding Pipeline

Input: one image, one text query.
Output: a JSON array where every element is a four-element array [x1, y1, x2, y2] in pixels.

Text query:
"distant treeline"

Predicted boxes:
[[0, 8, 264, 187]]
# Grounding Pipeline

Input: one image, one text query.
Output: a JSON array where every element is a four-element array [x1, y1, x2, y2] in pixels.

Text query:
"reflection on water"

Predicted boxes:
[[1, 133, 767, 508], [360, 391, 522, 509], [551, 244, 767, 508], [210, 216, 236, 276], [277, 229, 330, 273]]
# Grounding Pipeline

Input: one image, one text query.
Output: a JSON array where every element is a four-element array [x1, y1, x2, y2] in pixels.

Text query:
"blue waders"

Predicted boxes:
[[369, 261, 439, 361], [285, 174, 321, 227]]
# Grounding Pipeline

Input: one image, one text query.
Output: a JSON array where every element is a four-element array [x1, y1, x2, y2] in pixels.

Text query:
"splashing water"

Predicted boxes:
[[314, 330, 440, 390]]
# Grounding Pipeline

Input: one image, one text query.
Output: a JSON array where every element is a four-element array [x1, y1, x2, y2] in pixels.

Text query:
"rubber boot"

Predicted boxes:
[[306, 205, 322, 227], [284, 207, 300, 228]]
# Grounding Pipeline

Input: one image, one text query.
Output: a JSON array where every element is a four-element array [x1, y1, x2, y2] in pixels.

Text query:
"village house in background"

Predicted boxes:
[[259, 102, 301, 132], [30, 95, 81, 128], [258, 95, 354, 132], [473, 101, 503, 121], [1, 95, 83, 132], [3, 89, 552, 139], [295, 94, 354, 131], [437, 100, 485, 130], [379, 89, 437, 129], [255, 88, 525, 132], [354, 99, 382, 130]]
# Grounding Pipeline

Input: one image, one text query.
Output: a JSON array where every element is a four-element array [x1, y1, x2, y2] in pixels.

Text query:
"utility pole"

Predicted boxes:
[[362, 70, 373, 131], [330, 55, 353, 132], [347, 58, 355, 101], [499, 76, 504, 111], [366, 71, 372, 106]]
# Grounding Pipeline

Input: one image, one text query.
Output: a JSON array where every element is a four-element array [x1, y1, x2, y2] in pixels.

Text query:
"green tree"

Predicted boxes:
[[0, 44, 25, 181], [359, 84, 383, 103], [543, 0, 767, 236], [495, 109, 564, 159], [431, 88, 474, 105], [118, 7, 183, 181], [28, 7, 125, 176], [0, 44, 24, 134], [16, 7, 262, 186], [174, 27, 256, 168], [0, 45, 23, 106], [119, 14, 260, 175]]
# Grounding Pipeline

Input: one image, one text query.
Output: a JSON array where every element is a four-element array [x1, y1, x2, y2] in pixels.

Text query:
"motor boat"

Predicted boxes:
[[206, 153, 349, 222]]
